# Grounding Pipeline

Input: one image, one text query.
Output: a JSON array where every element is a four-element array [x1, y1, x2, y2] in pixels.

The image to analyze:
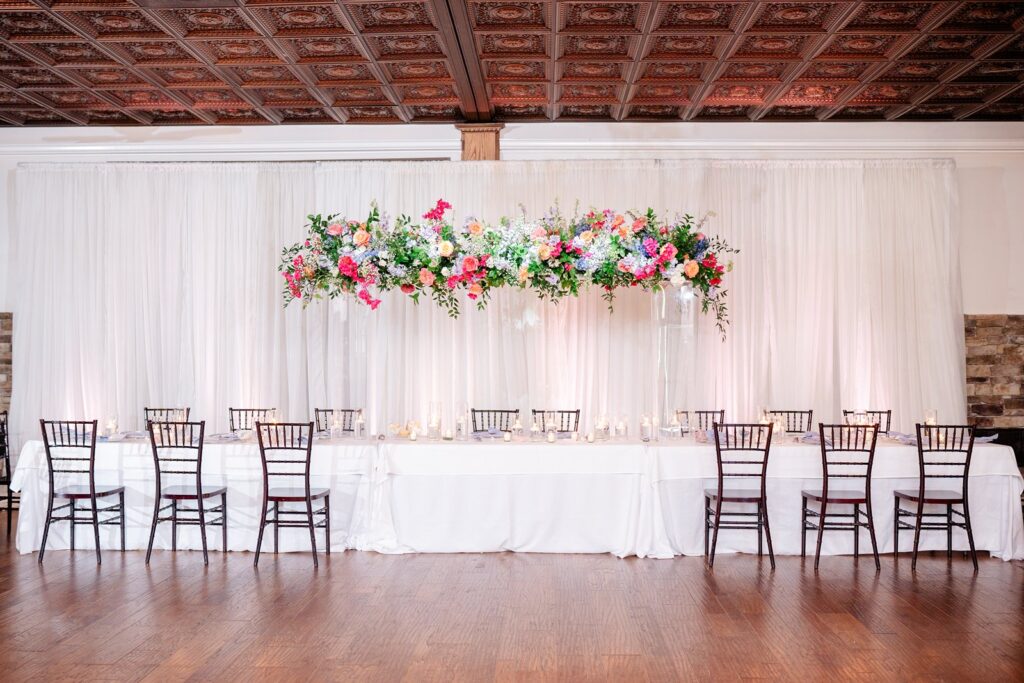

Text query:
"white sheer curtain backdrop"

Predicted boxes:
[[9, 159, 964, 446]]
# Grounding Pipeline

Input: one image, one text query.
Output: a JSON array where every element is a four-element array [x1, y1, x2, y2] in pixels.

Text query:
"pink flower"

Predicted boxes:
[[659, 243, 678, 262], [632, 217, 647, 232], [467, 283, 483, 299], [327, 223, 344, 236], [418, 268, 435, 287], [423, 199, 452, 221], [695, 232, 706, 242], [338, 255, 359, 279], [357, 288, 381, 310], [462, 256, 479, 273], [643, 237, 658, 258]]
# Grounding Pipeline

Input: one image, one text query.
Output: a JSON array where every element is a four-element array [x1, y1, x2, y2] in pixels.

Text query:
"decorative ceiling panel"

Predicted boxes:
[[0, 1, 1019, 126]]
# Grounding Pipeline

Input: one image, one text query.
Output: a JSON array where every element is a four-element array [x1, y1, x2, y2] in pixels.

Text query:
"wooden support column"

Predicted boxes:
[[455, 123, 504, 160]]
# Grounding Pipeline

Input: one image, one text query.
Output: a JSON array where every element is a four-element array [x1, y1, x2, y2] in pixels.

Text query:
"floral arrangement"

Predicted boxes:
[[280, 199, 736, 334]]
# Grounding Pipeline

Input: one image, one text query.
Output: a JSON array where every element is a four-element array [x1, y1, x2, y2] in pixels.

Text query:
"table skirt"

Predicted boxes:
[[12, 438, 1024, 560]]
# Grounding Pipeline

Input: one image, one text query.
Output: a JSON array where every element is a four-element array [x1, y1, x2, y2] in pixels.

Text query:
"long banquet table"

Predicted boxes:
[[12, 436, 1024, 560]]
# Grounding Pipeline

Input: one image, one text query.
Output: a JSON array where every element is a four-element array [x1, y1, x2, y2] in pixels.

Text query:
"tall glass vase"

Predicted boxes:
[[654, 285, 697, 430]]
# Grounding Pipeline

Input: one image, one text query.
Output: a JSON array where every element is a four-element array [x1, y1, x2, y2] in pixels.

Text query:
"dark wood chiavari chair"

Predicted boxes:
[[38, 419, 125, 564], [531, 409, 580, 433], [768, 409, 814, 433], [255, 421, 329, 568], [144, 407, 191, 424], [706, 423, 775, 569], [841, 409, 892, 434], [229, 408, 273, 432], [675, 410, 726, 431], [801, 424, 881, 571], [471, 409, 520, 433], [314, 408, 360, 434], [0, 411, 18, 537], [894, 424, 978, 571], [145, 420, 227, 565]]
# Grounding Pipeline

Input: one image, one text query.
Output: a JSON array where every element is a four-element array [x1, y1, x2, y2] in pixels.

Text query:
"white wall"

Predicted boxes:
[[1, 121, 1022, 314]]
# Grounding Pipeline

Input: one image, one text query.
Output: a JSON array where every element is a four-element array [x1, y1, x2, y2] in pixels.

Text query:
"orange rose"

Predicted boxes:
[[683, 260, 700, 278], [468, 221, 484, 236], [353, 229, 370, 247]]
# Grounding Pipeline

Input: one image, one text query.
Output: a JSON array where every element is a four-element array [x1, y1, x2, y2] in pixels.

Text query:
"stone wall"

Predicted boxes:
[[965, 315, 1024, 428], [0, 313, 9, 413]]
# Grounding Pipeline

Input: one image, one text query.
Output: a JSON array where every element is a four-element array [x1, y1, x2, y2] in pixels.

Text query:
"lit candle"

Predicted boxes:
[[409, 429, 418, 441], [570, 432, 579, 442], [443, 429, 453, 441], [546, 430, 556, 443], [503, 432, 512, 443], [586, 432, 595, 443]]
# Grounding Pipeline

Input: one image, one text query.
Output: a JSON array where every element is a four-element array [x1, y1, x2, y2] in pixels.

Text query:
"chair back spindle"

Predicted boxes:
[[768, 410, 814, 433], [314, 408, 360, 433], [712, 423, 773, 497], [818, 423, 878, 500], [471, 409, 520, 433], [256, 422, 315, 498], [147, 420, 205, 496], [229, 408, 273, 432], [531, 409, 580, 433]]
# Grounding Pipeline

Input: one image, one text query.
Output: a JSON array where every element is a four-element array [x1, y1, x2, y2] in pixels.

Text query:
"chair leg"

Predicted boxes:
[[853, 503, 860, 560], [946, 504, 953, 558], [119, 492, 126, 553], [5, 486, 11, 538], [963, 502, 979, 572], [800, 497, 807, 558], [171, 500, 177, 552], [324, 495, 331, 555], [39, 494, 54, 564], [757, 502, 763, 557], [90, 496, 102, 565], [814, 501, 827, 571], [221, 492, 228, 553], [866, 500, 881, 571], [893, 496, 900, 560], [69, 501, 76, 552], [273, 501, 279, 554], [198, 496, 209, 566], [145, 495, 160, 564], [762, 499, 776, 571], [254, 503, 267, 568], [708, 499, 722, 568], [306, 499, 318, 568], [911, 500, 925, 571]]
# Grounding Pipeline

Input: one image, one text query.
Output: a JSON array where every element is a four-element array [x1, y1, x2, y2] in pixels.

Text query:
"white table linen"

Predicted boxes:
[[12, 436, 1024, 561]]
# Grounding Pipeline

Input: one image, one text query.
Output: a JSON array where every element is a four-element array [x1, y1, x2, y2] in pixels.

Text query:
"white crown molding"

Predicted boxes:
[[0, 122, 1022, 161]]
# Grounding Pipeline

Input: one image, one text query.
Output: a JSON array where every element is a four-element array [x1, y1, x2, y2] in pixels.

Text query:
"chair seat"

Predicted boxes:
[[267, 486, 329, 502], [160, 485, 227, 500], [802, 489, 868, 504], [54, 484, 124, 500], [704, 488, 763, 503], [894, 489, 964, 504]]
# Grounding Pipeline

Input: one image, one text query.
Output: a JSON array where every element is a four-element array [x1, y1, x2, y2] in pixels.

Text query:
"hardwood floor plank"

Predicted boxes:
[[1, 519, 1022, 682]]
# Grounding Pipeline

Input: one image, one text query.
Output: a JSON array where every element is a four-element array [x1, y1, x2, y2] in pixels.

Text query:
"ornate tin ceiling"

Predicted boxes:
[[0, 1, 1021, 125]]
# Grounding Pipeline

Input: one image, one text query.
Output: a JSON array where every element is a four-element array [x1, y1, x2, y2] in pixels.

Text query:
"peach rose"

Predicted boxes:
[[419, 268, 436, 287], [537, 244, 551, 260], [632, 217, 647, 232], [438, 240, 454, 258], [518, 266, 529, 283], [579, 230, 594, 245], [468, 221, 484, 236], [468, 283, 483, 297], [353, 229, 370, 247], [327, 223, 344, 236], [683, 259, 700, 278], [616, 225, 630, 239], [531, 226, 547, 239]]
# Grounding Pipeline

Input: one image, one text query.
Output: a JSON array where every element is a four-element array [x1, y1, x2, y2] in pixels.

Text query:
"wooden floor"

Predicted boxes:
[[0, 523, 1021, 681]]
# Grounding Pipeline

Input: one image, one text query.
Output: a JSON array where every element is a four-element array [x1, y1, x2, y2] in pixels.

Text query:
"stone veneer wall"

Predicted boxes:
[[965, 315, 1024, 428], [0, 313, 10, 413]]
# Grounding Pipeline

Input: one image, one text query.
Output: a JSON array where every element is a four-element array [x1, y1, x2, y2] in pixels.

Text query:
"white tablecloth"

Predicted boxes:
[[12, 436, 1024, 560]]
